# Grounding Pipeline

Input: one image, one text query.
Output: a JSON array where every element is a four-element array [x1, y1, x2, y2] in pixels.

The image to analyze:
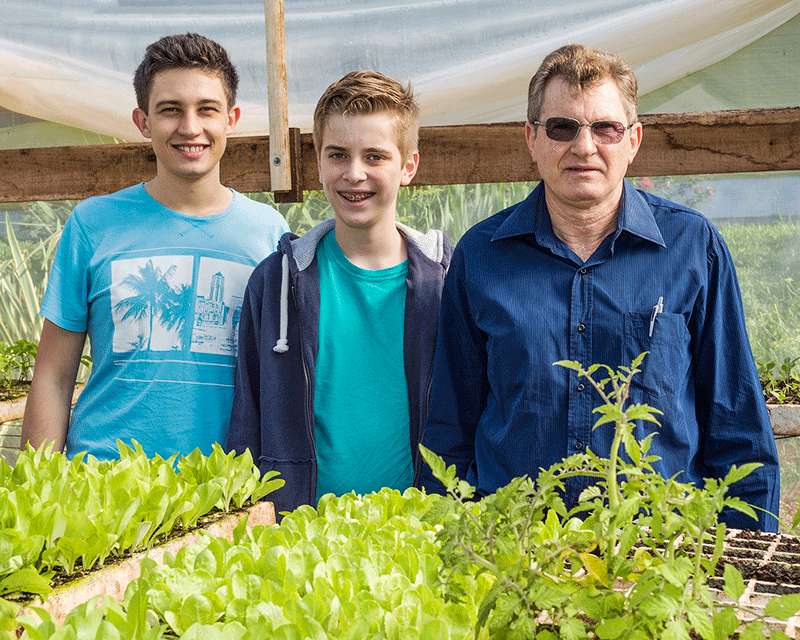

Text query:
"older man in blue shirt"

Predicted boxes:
[[421, 44, 780, 531]]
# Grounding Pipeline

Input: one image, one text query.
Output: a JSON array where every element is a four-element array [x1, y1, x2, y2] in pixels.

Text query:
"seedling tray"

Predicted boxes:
[[17, 500, 275, 625]]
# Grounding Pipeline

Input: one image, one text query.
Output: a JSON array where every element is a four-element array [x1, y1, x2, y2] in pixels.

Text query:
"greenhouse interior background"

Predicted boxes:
[[1, 1, 799, 527]]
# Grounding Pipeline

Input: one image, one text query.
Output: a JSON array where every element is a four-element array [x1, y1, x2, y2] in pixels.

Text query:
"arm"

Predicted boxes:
[[421, 248, 489, 493], [21, 319, 86, 452], [695, 232, 780, 531]]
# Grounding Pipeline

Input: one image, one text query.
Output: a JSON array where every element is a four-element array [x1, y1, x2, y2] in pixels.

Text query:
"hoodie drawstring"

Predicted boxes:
[[273, 252, 289, 353]]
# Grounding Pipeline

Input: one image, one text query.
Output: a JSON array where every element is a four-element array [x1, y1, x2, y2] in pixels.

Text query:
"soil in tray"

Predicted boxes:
[[776, 543, 800, 553], [728, 540, 772, 551], [774, 553, 800, 564], [717, 558, 800, 586], [723, 548, 769, 560], [753, 581, 800, 595], [0, 381, 30, 402], [708, 576, 800, 596], [733, 529, 783, 543]]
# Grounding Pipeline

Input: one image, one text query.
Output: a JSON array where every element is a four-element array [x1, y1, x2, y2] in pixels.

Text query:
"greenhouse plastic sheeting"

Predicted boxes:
[[1, 0, 799, 140]]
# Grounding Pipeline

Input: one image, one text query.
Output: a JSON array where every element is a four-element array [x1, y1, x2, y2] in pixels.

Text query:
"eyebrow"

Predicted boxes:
[[323, 144, 393, 155], [153, 98, 224, 109]]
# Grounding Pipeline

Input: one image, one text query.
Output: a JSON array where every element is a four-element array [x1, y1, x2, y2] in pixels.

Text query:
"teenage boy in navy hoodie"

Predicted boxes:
[[227, 71, 451, 517]]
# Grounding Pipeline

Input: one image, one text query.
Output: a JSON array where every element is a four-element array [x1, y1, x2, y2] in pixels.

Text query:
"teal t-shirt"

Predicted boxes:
[[313, 230, 412, 503]]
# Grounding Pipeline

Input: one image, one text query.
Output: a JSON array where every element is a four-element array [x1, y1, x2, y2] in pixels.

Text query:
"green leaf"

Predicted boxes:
[[723, 463, 761, 486], [0, 566, 52, 597], [722, 563, 745, 601], [712, 607, 739, 640], [661, 619, 691, 640], [595, 617, 628, 639], [738, 621, 766, 640], [764, 593, 800, 619]]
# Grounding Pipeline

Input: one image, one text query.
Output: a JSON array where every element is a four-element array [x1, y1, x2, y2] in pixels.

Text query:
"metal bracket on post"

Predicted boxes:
[[273, 127, 303, 203]]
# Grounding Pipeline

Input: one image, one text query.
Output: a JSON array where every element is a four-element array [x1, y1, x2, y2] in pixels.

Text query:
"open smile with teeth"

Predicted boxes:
[[174, 144, 208, 155], [340, 191, 374, 203]]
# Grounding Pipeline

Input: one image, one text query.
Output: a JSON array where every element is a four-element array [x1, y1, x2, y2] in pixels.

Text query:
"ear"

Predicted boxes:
[[524, 121, 538, 162], [400, 150, 420, 186], [226, 105, 241, 135], [627, 121, 643, 165], [132, 108, 151, 139]]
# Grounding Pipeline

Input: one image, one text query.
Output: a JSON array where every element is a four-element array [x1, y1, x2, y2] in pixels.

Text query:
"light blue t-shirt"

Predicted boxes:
[[313, 230, 412, 502], [41, 183, 288, 460]]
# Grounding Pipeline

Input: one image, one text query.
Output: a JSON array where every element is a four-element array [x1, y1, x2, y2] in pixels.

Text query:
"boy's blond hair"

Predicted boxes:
[[313, 70, 419, 161]]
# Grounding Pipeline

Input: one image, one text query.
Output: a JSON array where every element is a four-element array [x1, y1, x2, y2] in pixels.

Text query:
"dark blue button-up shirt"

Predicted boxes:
[[422, 181, 780, 531]]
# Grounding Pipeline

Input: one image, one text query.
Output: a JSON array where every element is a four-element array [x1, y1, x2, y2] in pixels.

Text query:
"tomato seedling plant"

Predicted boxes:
[[421, 353, 800, 640]]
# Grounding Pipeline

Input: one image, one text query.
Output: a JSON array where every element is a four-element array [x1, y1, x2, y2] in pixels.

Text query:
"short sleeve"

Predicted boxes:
[[40, 210, 92, 332]]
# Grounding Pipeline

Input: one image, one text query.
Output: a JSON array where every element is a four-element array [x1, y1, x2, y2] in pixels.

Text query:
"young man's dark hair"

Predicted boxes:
[[133, 32, 239, 112]]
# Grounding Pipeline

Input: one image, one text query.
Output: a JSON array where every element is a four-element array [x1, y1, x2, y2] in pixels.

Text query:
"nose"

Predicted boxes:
[[570, 124, 597, 155], [343, 158, 367, 183], [178, 110, 202, 136]]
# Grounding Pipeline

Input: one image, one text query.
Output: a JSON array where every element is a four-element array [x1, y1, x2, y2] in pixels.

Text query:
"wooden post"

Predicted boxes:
[[264, 0, 292, 193]]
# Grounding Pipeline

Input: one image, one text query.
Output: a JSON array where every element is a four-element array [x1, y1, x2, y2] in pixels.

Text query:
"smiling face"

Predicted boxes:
[[318, 112, 418, 232], [526, 76, 642, 217], [132, 67, 240, 187]]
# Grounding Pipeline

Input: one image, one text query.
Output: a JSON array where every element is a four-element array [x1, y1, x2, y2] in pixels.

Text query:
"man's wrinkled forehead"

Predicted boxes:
[[544, 73, 636, 121]]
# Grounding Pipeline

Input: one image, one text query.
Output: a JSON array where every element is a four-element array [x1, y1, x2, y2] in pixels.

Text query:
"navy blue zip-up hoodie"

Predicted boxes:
[[227, 218, 452, 519]]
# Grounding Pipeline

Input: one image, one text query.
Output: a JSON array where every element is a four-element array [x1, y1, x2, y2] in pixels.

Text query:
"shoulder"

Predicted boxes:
[[248, 234, 294, 285], [636, 189, 727, 248], [637, 189, 717, 233], [72, 183, 146, 216], [454, 205, 516, 258], [229, 191, 289, 229], [397, 223, 453, 270], [65, 184, 149, 236]]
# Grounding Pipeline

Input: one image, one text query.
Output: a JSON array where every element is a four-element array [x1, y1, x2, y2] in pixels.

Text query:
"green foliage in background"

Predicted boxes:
[[2, 184, 799, 367], [0, 340, 37, 390], [758, 357, 800, 404], [0, 214, 60, 344], [719, 218, 800, 365]]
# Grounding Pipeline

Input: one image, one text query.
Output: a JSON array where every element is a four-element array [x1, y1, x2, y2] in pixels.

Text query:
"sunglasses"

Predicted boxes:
[[531, 117, 633, 144]]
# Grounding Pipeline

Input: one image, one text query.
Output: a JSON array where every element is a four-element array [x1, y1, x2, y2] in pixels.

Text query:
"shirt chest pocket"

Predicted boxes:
[[623, 311, 690, 400]]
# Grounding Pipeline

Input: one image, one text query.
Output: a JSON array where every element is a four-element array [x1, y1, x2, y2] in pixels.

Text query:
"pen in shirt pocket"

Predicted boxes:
[[649, 296, 664, 337]]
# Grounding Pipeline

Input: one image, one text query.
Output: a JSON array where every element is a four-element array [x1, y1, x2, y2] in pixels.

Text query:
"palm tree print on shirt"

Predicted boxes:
[[113, 259, 177, 352], [111, 256, 194, 354]]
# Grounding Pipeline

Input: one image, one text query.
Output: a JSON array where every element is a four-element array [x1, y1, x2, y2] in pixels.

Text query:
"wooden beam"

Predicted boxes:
[[0, 107, 798, 203]]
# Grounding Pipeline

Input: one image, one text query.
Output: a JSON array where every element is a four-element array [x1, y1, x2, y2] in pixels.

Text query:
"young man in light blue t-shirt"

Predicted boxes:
[[228, 71, 452, 516], [22, 34, 288, 460]]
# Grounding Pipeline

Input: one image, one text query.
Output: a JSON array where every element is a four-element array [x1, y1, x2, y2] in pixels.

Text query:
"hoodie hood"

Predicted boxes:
[[272, 218, 451, 353], [284, 217, 450, 272]]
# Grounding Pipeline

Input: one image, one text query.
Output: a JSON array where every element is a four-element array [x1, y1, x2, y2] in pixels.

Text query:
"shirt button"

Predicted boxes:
[[578, 322, 586, 332], [580, 268, 587, 275], [577, 383, 585, 392], [574, 441, 583, 451]]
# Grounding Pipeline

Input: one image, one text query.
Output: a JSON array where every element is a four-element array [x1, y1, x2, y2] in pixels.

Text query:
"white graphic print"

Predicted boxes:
[[191, 258, 253, 356], [111, 256, 194, 354]]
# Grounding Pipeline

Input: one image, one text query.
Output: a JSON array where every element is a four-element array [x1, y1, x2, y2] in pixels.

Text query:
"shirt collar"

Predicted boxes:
[[492, 180, 666, 249]]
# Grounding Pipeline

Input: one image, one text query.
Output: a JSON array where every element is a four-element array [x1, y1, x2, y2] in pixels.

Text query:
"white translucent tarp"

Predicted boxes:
[[1, 0, 799, 141]]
